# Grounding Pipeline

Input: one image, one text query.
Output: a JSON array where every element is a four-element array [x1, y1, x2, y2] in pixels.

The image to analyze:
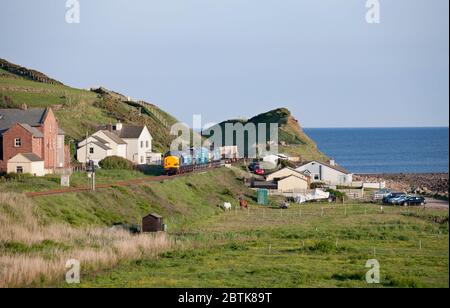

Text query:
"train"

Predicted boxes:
[[163, 147, 223, 175]]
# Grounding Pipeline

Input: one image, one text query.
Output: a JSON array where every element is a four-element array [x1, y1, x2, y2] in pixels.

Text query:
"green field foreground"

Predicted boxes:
[[77, 203, 449, 288]]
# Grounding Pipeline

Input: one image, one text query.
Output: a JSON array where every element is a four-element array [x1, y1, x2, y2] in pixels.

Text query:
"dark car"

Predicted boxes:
[[248, 162, 260, 172], [383, 192, 405, 204], [401, 196, 426, 206]]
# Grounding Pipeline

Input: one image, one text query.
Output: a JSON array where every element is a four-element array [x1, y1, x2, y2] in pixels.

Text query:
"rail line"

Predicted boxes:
[[25, 161, 231, 198]]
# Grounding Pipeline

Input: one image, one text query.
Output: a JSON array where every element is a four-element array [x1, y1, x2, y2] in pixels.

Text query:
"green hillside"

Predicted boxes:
[[0, 59, 177, 152], [211, 108, 328, 161]]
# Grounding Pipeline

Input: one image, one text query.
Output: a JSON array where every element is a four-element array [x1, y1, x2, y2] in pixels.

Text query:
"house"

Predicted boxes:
[[295, 160, 353, 185], [77, 122, 161, 165], [277, 174, 309, 193], [7, 153, 45, 176], [266, 167, 310, 184], [77, 131, 127, 164], [0, 107, 69, 175]]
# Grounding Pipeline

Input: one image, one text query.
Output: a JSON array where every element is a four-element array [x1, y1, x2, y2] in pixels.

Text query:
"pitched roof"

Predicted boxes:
[[278, 174, 308, 183], [116, 126, 145, 139], [80, 141, 112, 151], [100, 130, 127, 144], [92, 135, 110, 145], [0, 108, 47, 134], [10, 152, 43, 162], [58, 128, 66, 135], [96, 124, 146, 139], [19, 123, 44, 138], [300, 160, 351, 175], [268, 167, 309, 178]]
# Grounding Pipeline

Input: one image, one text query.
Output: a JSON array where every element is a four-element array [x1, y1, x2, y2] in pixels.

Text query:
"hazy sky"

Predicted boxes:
[[0, 0, 448, 128]]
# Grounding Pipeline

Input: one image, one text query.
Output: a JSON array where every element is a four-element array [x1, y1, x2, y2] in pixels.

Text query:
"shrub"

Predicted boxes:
[[99, 156, 134, 170]]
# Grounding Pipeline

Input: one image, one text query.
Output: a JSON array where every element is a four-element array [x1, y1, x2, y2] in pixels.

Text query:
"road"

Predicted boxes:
[[424, 198, 449, 209]]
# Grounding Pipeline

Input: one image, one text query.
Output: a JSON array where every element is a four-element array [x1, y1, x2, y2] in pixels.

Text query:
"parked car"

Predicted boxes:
[[372, 189, 391, 202], [383, 192, 405, 204], [401, 196, 426, 206], [392, 195, 409, 205], [255, 168, 265, 175], [389, 194, 407, 204]]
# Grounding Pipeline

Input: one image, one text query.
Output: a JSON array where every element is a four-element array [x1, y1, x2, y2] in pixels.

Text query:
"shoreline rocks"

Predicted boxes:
[[355, 173, 449, 199]]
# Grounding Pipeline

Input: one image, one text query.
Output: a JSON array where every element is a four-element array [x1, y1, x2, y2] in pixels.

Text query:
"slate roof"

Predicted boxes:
[[96, 124, 146, 139], [0, 108, 47, 134], [19, 123, 44, 138], [116, 126, 145, 139], [82, 141, 112, 151], [12, 152, 43, 162], [100, 130, 127, 144]]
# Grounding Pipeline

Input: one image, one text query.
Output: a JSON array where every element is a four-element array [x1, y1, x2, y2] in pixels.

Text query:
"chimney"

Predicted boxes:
[[329, 159, 336, 166]]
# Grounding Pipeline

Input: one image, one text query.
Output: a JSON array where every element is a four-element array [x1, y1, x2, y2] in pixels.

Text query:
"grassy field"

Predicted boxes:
[[0, 168, 251, 287], [75, 203, 449, 288], [1, 167, 448, 287]]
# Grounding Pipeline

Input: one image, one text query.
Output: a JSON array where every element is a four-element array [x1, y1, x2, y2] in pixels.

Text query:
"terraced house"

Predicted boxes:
[[0, 107, 69, 176]]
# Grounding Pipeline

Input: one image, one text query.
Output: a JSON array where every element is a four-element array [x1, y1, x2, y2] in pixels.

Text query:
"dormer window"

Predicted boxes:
[[14, 138, 22, 147]]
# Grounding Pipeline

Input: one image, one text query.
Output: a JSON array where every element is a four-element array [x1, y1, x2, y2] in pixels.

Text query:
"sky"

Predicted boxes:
[[0, 0, 448, 128]]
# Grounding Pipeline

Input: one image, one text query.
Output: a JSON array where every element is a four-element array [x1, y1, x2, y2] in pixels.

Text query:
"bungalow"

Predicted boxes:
[[277, 174, 309, 193], [266, 167, 310, 184], [295, 160, 353, 185]]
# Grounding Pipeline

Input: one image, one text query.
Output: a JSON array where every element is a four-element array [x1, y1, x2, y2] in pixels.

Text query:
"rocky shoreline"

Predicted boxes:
[[355, 173, 449, 199]]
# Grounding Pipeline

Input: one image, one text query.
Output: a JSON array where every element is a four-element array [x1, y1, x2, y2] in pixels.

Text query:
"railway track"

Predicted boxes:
[[24, 161, 232, 198]]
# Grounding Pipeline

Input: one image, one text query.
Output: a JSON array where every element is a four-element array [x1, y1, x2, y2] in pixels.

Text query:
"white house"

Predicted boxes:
[[296, 160, 353, 185], [77, 122, 161, 165], [77, 136, 114, 164]]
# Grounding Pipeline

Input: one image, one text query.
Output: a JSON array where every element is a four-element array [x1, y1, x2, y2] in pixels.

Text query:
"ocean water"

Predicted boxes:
[[303, 127, 449, 174]]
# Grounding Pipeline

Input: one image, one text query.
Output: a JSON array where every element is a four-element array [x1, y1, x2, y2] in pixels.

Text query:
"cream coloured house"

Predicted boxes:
[[266, 167, 310, 183], [7, 153, 45, 176], [82, 123, 161, 165], [277, 174, 309, 193]]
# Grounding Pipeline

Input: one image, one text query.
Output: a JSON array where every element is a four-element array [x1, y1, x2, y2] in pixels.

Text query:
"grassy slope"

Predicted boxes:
[[78, 204, 449, 288], [32, 168, 250, 230], [0, 66, 177, 152]]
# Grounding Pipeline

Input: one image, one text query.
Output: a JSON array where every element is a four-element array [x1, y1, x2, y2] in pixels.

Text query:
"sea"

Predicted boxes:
[[303, 127, 449, 174]]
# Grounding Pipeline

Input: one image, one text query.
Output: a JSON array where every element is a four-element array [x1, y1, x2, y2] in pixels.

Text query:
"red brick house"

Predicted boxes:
[[0, 107, 69, 175]]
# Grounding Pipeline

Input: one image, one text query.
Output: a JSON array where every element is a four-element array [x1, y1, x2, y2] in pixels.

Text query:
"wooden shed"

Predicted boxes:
[[142, 213, 164, 232]]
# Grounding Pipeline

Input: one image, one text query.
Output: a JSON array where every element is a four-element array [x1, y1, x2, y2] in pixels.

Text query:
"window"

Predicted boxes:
[[146, 141, 149, 148], [16, 166, 23, 174], [141, 141, 144, 148], [14, 138, 21, 147], [140, 156, 144, 163], [89, 147, 94, 154], [314, 174, 320, 180]]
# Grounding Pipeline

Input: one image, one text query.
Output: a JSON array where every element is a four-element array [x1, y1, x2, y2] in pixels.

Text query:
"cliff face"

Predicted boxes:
[[212, 108, 328, 161]]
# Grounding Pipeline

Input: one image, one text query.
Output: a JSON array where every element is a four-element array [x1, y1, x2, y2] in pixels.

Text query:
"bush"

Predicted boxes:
[[99, 156, 134, 170]]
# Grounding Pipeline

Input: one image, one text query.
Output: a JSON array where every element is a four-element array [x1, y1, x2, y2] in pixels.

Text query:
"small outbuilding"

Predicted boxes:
[[142, 213, 164, 232], [7, 153, 45, 176]]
